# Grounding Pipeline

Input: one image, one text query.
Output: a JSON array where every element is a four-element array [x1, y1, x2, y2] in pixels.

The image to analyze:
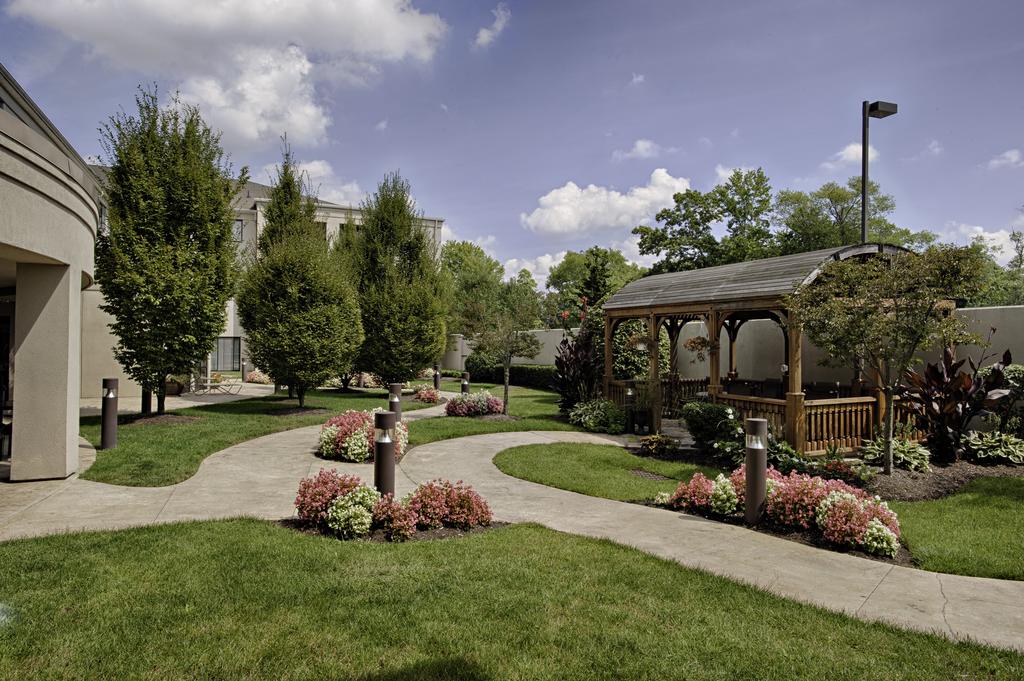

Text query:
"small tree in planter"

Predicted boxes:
[[554, 302, 601, 413], [473, 269, 542, 414], [787, 246, 984, 474]]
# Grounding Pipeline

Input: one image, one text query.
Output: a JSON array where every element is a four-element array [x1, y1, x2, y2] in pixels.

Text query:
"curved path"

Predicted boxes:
[[0, 418, 1022, 652]]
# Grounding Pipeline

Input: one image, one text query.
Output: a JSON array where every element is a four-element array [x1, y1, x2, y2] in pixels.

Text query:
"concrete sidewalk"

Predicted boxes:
[[0, 423, 1021, 652], [79, 382, 276, 417]]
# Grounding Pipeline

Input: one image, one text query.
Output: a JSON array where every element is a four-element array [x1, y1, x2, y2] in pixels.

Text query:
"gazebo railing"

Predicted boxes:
[[714, 393, 787, 438], [607, 377, 708, 419], [804, 396, 875, 453]]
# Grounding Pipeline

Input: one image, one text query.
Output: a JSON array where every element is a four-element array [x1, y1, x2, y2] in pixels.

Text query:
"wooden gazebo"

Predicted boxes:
[[602, 243, 914, 454]]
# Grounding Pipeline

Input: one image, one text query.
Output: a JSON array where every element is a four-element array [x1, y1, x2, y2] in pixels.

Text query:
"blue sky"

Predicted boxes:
[[3, 0, 1022, 284]]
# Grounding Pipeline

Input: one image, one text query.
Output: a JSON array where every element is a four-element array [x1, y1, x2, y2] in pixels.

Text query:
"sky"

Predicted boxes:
[[2, 0, 1023, 285]]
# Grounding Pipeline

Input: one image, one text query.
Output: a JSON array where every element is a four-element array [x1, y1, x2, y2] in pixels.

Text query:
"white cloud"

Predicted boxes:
[[7, 0, 447, 150], [946, 221, 1014, 265], [986, 149, 1024, 170], [698, 136, 713, 149], [473, 3, 511, 49], [503, 251, 568, 284], [714, 163, 755, 184], [630, 73, 645, 85], [923, 139, 943, 157], [260, 158, 365, 206], [520, 168, 690, 236], [609, 235, 659, 269], [375, 118, 389, 131], [440, 225, 498, 257], [821, 143, 878, 172], [612, 138, 663, 161]]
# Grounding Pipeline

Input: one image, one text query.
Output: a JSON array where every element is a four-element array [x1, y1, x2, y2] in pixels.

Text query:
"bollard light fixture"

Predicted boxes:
[[744, 418, 769, 525], [374, 410, 397, 495]]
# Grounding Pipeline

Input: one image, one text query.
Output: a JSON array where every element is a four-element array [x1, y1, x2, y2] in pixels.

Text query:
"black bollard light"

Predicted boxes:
[[374, 410, 397, 495], [100, 378, 118, 450], [433, 363, 441, 391], [744, 418, 769, 525], [461, 372, 470, 394], [624, 387, 636, 435], [388, 383, 403, 422]]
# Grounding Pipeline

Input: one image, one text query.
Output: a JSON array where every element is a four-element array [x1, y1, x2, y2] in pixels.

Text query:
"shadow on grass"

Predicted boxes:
[[360, 658, 490, 681]]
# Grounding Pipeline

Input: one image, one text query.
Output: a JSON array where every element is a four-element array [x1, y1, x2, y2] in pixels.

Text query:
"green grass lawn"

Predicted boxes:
[[80, 389, 431, 487], [494, 443, 723, 502], [892, 476, 1024, 581], [0, 521, 1018, 680], [406, 386, 578, 446]]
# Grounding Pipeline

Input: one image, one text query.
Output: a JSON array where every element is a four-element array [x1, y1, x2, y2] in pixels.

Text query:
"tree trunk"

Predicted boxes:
[[156, 387, 166, 415], [141, 390, 152, 415], [503, 361, 511, 415], [297, 386, 306, 408], [882, 386, 895, 475], [288, 385, 294, 399]]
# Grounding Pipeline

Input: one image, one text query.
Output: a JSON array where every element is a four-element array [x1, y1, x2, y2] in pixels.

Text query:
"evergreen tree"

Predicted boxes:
[[355, 172, 448, 382], [237, 149, 363, 407], [96, 88, 244, 413]]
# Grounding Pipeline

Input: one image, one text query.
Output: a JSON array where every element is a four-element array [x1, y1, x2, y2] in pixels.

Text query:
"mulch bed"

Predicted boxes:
[[124, 414, 202, 426], [265, 407, 330, 417], [866, 460, 1024, 501], [278, 518, 508, 543]]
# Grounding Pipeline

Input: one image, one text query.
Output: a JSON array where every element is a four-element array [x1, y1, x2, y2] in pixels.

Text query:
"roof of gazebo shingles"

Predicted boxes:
[[603, 243, 908, 315]]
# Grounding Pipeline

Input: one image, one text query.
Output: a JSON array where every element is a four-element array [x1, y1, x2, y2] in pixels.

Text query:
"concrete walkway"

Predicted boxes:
[[0, 420, 1022, 652], [79, 382, 276, 416]]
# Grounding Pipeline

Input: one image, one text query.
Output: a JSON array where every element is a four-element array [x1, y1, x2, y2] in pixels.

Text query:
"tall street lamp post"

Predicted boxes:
[[861, 100, 898, 243]]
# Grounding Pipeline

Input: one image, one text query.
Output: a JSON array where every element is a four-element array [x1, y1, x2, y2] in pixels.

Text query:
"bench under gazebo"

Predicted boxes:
[[601, 243, 919, 454]]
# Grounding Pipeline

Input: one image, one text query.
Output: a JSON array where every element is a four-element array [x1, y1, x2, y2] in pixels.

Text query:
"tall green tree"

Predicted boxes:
[[964, 236, 1024, 307], [474, 269, 543, 413], [787, 246, 984, 473], [355, 172, 448, 382], [236, 149, 363, 407], [441, 240, 503, 337], [543, 246, 644, 325], [774, 177, 935, 255], [633, 168, 775, 273], [96, 88, 244, 414]]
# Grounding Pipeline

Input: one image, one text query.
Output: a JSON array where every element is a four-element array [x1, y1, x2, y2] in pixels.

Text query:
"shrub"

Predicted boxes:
[[680, 402, 742, 451], [765, 472, 865, 530], [668, 472, 714, 512], [405, 479, 492, 530], [318, 409, 408, 462], [729, 464, 786, 508], [639, 434, 675, 458], [568, 399, 626, 434], [815, 491, 869, 546], [860, 437, 931, 472], [963, 430, 1024, 465], [245, 368, 273, 384], [440, 369, 463, 378], [465, 357, 559, 391], [464, 350, 501, 378], [862, 518, 900, 558], [294, 469, 362, 526], [444, 391, 504, 417], [326, 485, 381, 539], [413, 386, 441, 404], [372, 494, 419, 542], [709, 474, 739, 515], [652, 491, 672, 505]]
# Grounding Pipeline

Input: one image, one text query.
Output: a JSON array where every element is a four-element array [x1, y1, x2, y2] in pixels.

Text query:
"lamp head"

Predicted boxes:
[[867, 101, 898, 119]]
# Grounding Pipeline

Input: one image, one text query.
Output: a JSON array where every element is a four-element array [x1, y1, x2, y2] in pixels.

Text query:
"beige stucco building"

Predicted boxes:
[[0, 63, 100, 480]]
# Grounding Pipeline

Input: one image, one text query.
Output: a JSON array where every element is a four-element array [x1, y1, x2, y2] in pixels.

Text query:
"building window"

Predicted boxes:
[[210, 337, 241, 372], [233, 219, 244, 242]]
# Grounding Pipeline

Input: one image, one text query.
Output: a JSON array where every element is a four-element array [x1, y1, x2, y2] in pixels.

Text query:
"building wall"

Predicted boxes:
[[80, 287, 140, 397]]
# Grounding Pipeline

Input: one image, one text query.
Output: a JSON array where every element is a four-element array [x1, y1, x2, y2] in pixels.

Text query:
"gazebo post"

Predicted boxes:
[[723, 318, 745, 381], [648, 314, 662, 433], [707, 311, 722, 397], [785, 322, 806, 453], [603, 315, 613, 398], [667, 319, 681, 375]]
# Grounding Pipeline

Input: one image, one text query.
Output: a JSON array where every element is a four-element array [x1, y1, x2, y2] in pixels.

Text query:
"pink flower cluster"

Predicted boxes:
[[294, 469, 361, 526], [668, 472, 714, 511], [818, 495, 900, 545], [765, 472, 864, 529], [324, 410, 375, 446], [413, 386, 441, 403], [372, 494, 419, 542], [406, 479, 493, 530], [444, 392, 504, 417], [729, 464, 786, 508]]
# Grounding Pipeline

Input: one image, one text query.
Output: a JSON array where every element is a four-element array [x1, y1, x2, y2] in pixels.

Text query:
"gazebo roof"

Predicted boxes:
[[603, 243, 908, 314]]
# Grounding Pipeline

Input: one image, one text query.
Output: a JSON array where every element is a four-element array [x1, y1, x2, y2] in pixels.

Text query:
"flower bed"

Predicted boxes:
[[245, 369, 272, 384], [445, 391, 504, 417], [664, 465, 901, 557], [413, 386, 442, 404], [294, 469, 492, 541], [318, 409, 409, 462]]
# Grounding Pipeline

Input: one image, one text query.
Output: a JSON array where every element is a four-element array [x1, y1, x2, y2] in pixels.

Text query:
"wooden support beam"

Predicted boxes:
[[707, 311, 721, 396], [785, 322, 806, 453], [648, 314, 662, 433], [603, 316, 614, 397]]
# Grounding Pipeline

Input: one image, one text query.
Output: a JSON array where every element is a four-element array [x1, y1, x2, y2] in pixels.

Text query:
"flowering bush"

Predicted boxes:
[[245, 369, 272, 384], [862, 518, 900, 557], [294, 469, 362, 526], [568, 399, 626, 434], [326, 485, 381, 539], [668, 472, 714, 512], [729, 464, 785, 508], [318, 409, 408, 462], [445, 391, 504, 417], [372, 495, 419, 542], [709, 474, 739, 515], [814, 490, 900, 556], [765, 472, 865, 529], [405, 479, 492, 530], [652, 491, 672, 505], [413, 386, 442, 404]]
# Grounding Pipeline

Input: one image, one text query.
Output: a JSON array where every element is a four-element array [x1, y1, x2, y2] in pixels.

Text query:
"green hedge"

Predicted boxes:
[[466, 362, 558, 390]]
